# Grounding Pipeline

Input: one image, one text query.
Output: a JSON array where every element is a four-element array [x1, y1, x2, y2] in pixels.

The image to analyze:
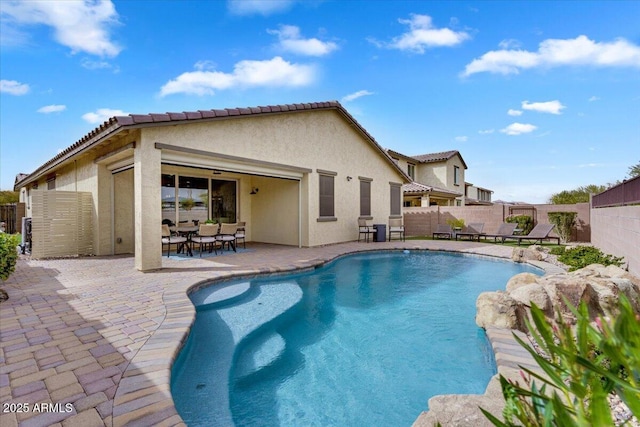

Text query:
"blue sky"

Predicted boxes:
[[1, 0, 639, 203]]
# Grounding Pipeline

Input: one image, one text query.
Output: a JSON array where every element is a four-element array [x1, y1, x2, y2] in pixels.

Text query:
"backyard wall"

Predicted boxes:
[[591, 205, 640, 277], [404, 203, 590, 242]]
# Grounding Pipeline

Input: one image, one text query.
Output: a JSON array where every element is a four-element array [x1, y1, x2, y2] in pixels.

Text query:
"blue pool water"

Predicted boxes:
[[172, 251, 540, 426]]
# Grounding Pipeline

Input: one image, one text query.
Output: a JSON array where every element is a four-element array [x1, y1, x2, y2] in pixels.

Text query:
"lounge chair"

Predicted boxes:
[[483, 223, 518, 243], [455, 223, 485, 241], [161, 224, 188, 257], [388, 218, 405, 241], [502, 223, 560, 245], [191, 224, 221, 257], [432, 224, 453, 240], [358, 219, 375, 242]]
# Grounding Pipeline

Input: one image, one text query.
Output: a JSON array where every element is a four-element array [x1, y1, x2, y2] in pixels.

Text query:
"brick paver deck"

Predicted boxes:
[[0, 240, 558, 426]]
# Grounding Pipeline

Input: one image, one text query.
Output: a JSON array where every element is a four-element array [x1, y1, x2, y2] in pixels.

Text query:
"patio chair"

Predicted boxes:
[[191, 224, 221, 257], [432, 224, 453, 240], [388, 218, 405, 241], [235, 221, 246, 249], [217, 223, 239, 252], [358, 219, 375, 242], [483, 223, 518, 243], [502, 223, 560, 245], [455, 223, 485, 242], [161, 224, 188, 257]]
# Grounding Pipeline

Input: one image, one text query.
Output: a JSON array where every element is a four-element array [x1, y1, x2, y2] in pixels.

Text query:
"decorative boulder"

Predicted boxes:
[[511, 246, 547, 263], [476, 291, 522, 330], [509, 283, 551, 313], [476, 263, 640, 332], [506, 272, 540, 292]]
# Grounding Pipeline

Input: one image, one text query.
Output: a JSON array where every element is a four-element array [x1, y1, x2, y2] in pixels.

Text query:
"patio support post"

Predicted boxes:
[[134, 137, 162, 271]]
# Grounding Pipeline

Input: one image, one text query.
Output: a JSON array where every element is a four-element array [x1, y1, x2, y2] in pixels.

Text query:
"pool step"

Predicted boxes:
[[234, 332, 286, 379], [193, 281, 252, 308]]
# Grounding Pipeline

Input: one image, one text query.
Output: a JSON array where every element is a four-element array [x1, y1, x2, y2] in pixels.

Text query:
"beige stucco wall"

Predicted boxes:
[[113, 168, 134, 254], [591, 205, 640, 276], [143, 109, 405, 247], [250, 176, 299, 245]]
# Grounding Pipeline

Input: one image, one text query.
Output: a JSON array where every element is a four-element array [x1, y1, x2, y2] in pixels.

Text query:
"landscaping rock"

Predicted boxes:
[[476, 264, 640, 332], [506, 272, 540, 292], [476, 291, 522, 330]]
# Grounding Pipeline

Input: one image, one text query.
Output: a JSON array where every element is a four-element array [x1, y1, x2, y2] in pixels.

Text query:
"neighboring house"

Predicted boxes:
[[465, 182, 493, 205], [14, 101, 409, 271], [386, 149, 467, 206]]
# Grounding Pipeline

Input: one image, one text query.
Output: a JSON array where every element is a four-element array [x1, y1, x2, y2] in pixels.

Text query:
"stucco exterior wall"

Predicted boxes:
[[591, 205, 640, 276], [250, 176, 299, 245], [113, 168, 134, 254], [143, 109, 404, 247]]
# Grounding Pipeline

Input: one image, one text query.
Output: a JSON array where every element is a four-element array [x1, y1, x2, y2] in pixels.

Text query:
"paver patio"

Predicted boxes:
[[0, 240, 560, 427]]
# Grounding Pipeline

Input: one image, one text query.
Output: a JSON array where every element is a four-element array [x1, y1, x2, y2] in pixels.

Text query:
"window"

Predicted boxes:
[[407, 163, 415, 180], [47, 177, 56, 190], [318, 171, 335, 219], [359, 178, 371, 217], [390, 183, 402, 216], [454, 166, 460, 185]]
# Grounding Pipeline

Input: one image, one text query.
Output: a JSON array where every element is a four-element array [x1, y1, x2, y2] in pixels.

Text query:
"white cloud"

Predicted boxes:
[[478, 129, 494, 134], [37, 104, 66, 114], [498, 39, 522, 49], [80, 58, 119, 72], [227, 0, 295, 15], [82, 108, 128, 124], [372, 14, 470, 53], [500, 122, 537, 135], [455, 136, 468, 142], [341, 90, 374, 102], [1, 0, 121, 57], [268, 25, 338, 56], [507, 109, 523, 116], [160, 56, 316, 97], [194, 60, 217, 71], [462, 35, 640, 76], [588, 96, 600, 102], [522, 100, 566, 114], [0, 79, 30, 95]]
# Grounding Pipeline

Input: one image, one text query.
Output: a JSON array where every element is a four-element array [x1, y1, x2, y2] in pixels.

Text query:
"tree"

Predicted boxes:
[[629, 161, 640, 178], [0, 191, 19, 204], [548, 185, 608, 204]]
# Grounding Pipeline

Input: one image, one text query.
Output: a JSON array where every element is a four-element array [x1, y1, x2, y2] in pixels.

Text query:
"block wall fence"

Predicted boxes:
[[403, 203, 591, 242], [591, 205, 640, 277]]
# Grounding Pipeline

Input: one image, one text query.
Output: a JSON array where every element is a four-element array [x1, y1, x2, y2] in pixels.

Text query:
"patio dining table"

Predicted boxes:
[[174, 226, 199, 256]]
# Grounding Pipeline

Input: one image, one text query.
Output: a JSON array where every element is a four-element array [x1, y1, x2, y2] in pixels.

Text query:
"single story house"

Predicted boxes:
[[14, 101, 409, 271]]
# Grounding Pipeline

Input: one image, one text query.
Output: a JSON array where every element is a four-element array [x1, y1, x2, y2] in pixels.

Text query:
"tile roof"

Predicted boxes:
[[15, 101, 410, 189], [386, 149, 467, 169], [411, 150, 460, 163], [402, 181, 462, 197]]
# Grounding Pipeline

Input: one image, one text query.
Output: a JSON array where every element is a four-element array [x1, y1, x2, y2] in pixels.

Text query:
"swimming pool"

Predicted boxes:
[[171, 251, 540, 426]]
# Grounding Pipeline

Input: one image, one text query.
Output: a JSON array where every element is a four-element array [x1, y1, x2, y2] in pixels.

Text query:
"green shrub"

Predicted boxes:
[[481, 296, 640, 426], [506, 215, 534, 235], [548, 212, 577, 243], [0, 233, 20, 281], [557, 246, 624, 271], [446, 218, 465, 229]]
